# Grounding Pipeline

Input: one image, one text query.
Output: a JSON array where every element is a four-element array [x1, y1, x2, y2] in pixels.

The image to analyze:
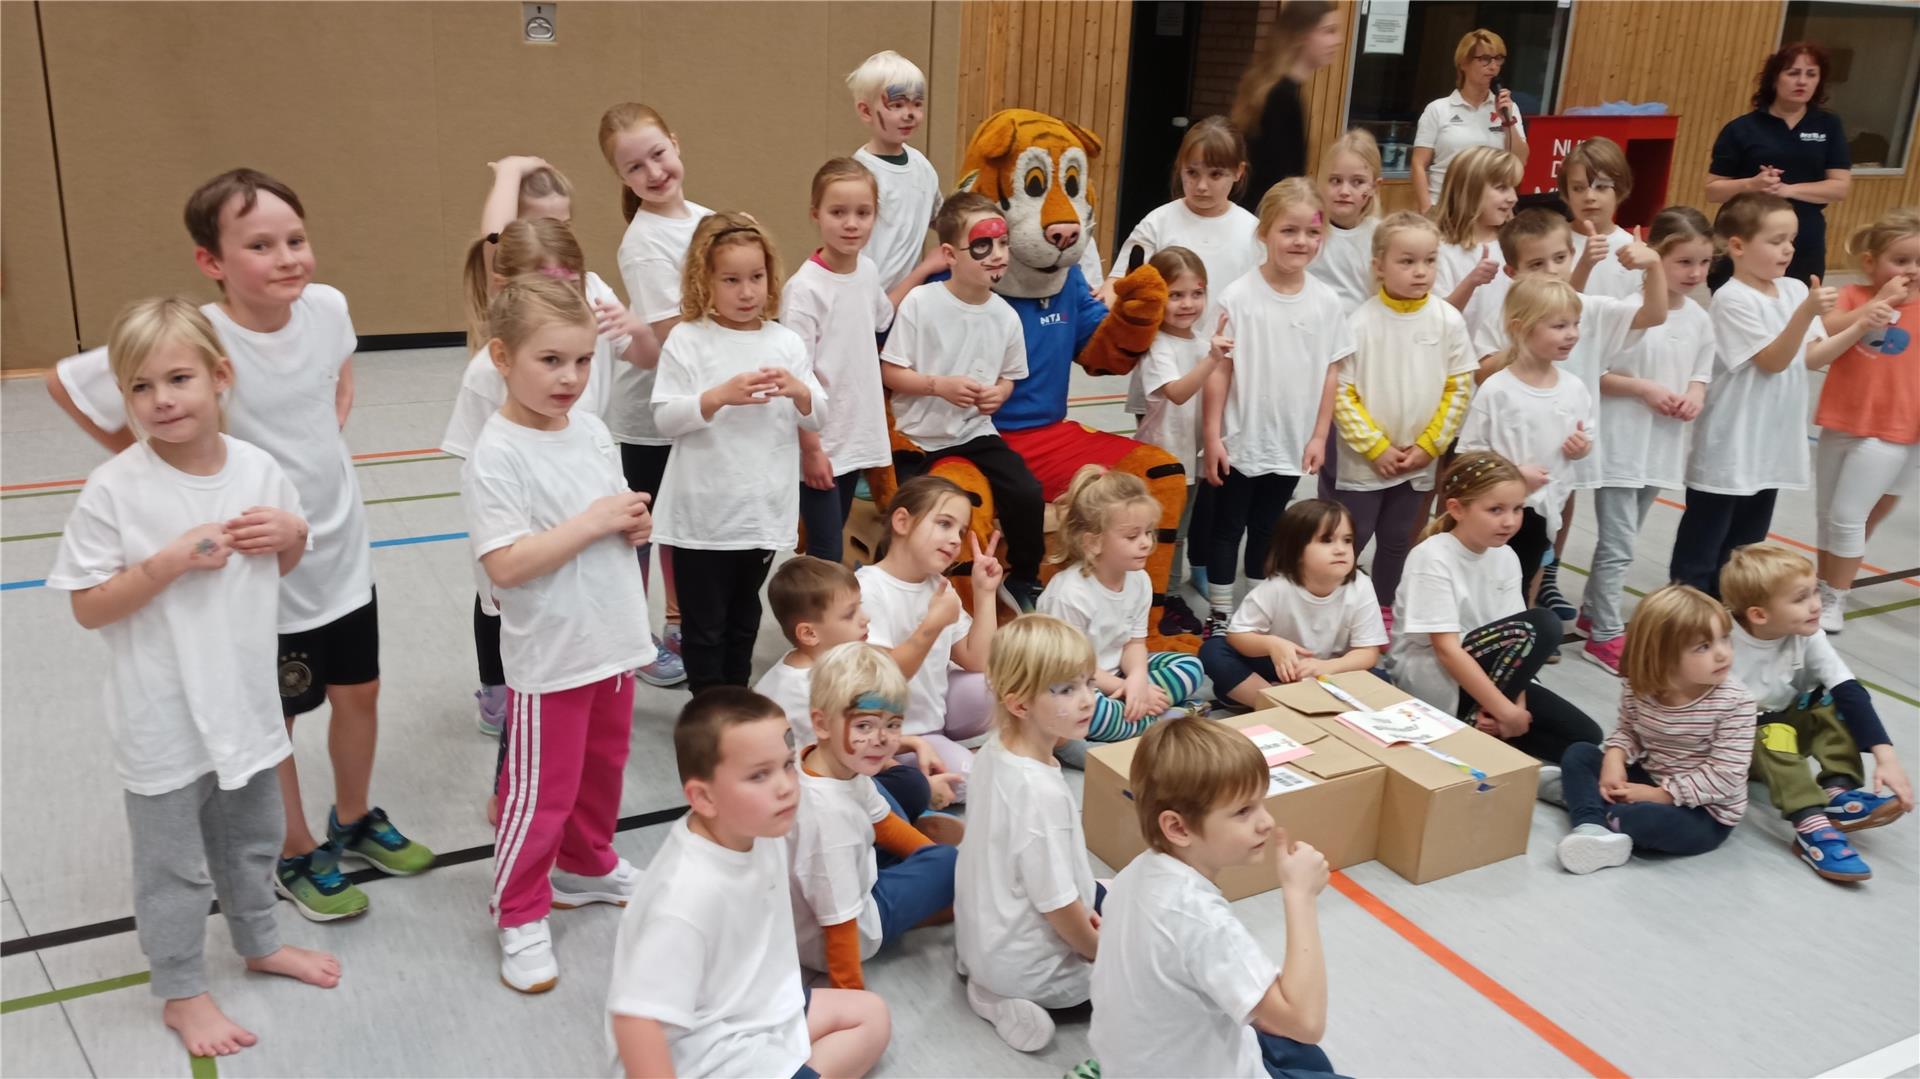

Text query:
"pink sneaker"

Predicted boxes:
[[1575, 611, 1592, 636], [1581, 635, 1625, 676], [1379, 606, 1393, 649]]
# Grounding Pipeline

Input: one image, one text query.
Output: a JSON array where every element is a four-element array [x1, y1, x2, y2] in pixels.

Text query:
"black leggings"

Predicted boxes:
[[1509, 508, 1554, 601], [798, 471, 865, 563], [1453, 608, 1602, 764], [672, 547, 776, 694], [1209, 469, 1300, 587], [473, 595, 504, 686]]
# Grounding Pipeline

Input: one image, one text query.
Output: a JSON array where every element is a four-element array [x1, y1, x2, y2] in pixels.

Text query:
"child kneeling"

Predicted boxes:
[[791, 642, 959, 990], [1091, 717, 1341, 1079], [609, 690, 889, 1078], [956, 615, 1104, 1051]]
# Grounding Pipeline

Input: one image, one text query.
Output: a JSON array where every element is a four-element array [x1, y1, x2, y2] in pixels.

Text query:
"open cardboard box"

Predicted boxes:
[[1083, 708, 1385, 900], [1263, 672, 1540, 884]]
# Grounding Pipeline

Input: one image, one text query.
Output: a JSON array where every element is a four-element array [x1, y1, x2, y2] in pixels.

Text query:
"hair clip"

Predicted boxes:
[[485, 232, 501, 245]]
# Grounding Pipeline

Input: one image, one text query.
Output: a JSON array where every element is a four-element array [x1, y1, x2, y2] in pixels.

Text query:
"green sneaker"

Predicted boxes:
[[275, 844, 369, 922], [1065, 1059, 1100, 1079], [329, 806, 436, 876]]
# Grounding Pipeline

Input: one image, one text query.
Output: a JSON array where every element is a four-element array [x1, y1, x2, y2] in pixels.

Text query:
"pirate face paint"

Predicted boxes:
[[966, 216, 1009, 260], [952, 213, 1011, 288]]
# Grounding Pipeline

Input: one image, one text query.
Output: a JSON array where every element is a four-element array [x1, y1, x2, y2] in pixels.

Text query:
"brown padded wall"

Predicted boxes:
[[24, 0, 945, 360], [2, 2, 80, 368]]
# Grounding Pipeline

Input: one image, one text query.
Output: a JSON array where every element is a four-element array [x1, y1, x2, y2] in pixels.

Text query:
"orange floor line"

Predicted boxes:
[[0, 447, 443, 492], [1649, 495, 1916, 587]]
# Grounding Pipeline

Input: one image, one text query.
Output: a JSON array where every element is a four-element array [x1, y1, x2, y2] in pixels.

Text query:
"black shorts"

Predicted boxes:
[[278, 587, 381, 717]]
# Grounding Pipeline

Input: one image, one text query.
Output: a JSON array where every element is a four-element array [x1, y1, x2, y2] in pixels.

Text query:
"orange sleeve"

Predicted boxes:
[[872, 812, 935, 859], [822, 919, 865, 990]]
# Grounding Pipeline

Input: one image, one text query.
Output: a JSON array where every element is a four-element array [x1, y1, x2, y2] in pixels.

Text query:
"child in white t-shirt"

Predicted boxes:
[[48, 169, 432, 921], [1202, 178, 1355, 631], [847, 50, 946, 294], [462, 277, 658, 994], [956, 615, 1103, 1052], [1039, 466, 1204, 741], [1307, 128, 1385, 315], [1133, 247, 1232, 632], [1560, 137, 1640, 298], [1201, 500, 1387, 710], [1386, 452, 1600, 768], [609, 690, 889, 1079], [1430, 145, 1519, 313], [789, 643, 958, 990], [786, 159, 899, 563], [652, 213, 826, 694], [1089, 717, 1336, 1079], [1671, 193, 1861, 596], [1103, 116, 1264, 419], [49, 298, 338, 1059], [758, 556, 965, 832], [1580, 208, 1717, 674]]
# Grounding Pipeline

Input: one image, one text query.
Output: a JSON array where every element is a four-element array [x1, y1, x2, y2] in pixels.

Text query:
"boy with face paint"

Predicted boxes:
[[787, 642, 959, 990], [882, 192, 1051, 609]]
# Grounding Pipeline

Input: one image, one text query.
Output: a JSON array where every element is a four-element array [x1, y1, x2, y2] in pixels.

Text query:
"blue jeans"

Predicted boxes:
[[1560, 743, 1734, 856], [872, 843, 956, 944], [798, 471, 866, 563], [1258, 1031, 1343, 1079]]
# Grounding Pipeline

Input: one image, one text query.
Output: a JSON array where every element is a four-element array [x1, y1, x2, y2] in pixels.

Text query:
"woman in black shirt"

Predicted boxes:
[[1707, 41, 1851, 282], [1232, 0, 1344, 213]]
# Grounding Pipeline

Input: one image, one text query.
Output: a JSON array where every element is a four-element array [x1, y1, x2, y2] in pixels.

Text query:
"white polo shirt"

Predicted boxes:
[[1415, 89, 1525, 204]]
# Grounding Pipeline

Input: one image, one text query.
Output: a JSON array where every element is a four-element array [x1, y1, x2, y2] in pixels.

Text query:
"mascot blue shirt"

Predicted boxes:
[[993, 266, 1109, 433]]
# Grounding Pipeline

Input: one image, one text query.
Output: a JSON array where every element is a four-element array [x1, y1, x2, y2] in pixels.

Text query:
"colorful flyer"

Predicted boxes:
[[1335, 698, 1465, 747]]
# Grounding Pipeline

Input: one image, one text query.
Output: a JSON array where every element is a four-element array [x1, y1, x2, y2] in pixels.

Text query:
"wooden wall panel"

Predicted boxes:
[[954, 0, 1132, 256], [1, 2, 79, 367]]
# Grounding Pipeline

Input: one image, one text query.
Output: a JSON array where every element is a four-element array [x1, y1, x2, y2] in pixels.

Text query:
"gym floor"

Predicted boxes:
[[2, 348, 1915, 1078]]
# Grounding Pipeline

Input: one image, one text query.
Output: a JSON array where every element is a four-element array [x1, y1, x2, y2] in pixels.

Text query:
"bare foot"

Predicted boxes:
[[245, 945, 342, 988], [163, 993, 257, 1057]]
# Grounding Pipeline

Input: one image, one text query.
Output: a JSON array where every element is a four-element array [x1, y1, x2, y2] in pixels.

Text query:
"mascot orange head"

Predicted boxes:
[[958, 108, 1100, 300]]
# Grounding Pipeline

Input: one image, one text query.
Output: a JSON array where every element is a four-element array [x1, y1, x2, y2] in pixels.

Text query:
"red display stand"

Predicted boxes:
[[1517, 115, 1680, 230]]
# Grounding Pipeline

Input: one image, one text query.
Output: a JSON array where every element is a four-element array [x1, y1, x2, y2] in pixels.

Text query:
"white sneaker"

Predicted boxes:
[[551, 857, 642, 908], [1557, 824, 1632, 875], [966, 979, 1053, 1052], [499, 919, 558, 993], [1817, 581, 1846, 634], [1536, 765, 1565, 808]]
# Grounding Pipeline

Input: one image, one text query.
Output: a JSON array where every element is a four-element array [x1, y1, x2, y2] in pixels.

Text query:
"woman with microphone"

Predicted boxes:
[[1410, 28, 1529, 212]]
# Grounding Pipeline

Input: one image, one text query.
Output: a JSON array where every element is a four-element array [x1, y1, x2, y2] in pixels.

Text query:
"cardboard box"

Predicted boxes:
[[1082, 709, 1386, 900], [1262, 673, 1541, 884]]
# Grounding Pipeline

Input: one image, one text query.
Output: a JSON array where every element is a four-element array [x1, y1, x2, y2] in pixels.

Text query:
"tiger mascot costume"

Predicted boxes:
[[871, 108, 1198, 653]]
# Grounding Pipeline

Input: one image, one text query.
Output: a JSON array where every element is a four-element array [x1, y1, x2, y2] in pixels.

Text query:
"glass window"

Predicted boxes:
[[1782, 0, 1920, 169], [1345, 1, 1571, 178]]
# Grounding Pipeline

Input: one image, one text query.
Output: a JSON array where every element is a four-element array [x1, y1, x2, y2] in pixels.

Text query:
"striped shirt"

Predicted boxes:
[[1605, 679, 1757, 826]]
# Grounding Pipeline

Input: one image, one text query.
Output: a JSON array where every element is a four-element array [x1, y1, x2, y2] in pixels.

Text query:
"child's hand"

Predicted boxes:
[[1871, 748, 1914, 811], [1269, 638, 1304, 683], [163, 523, 234, 576], [1121, 672, 1153, 723], [1204, 439, 1231, 487], [620, 493, 653, 548], [929, 375, 979, 409], [1860, 298, 1897, 330], [1562, 421, 1592, 461], [1800, 275, 1838, 318], [1093, 278, 1120, 308], [1873, 273, 1913, 307], [1520, 464, 1551, 490], [1576, 221, 1608, 274], [714, 369, 779, 407], [1619, 782, 1673, 805], [489, 155, 550, 177], [974, 380, 1012, 416], [1597, 755, 1629, 802], [1369, 447, 1406, 479], [1209, 312, 1235, 366], [1399, 445, 1434, 472], [224, 507, 306, 555], [589, 299, 642, 345], [760, 366, 809, 401], [926, 576, 963, 631], [1675, 383, 1706, 421], [1493, 698, 1532, 737], [1617, 230, 1659, 272], [802, 444, 836, 491], [1465, 245, 1500, 289], [1301, 434, 1326, 476], [927, 772, 961, 811], [588, 490, 652, 540], [968, 530, 1005, 597], [1276, 837, 1330, 896], [1638, 381, 1683, 416], [1291, 655, 1326, 682]]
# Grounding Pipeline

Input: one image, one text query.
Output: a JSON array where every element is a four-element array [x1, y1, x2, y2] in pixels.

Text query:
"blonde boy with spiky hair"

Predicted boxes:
[[847, 49, 945, 295]]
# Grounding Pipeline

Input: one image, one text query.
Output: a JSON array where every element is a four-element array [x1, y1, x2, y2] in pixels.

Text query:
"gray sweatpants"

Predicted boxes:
[[125, 768, 284, 999], [1586, 485, 1661, 642]]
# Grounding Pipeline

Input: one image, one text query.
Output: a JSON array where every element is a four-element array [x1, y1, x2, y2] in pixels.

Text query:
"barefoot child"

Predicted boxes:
[[49, 298, 339, 1057], [610, 689, 890, 1078], [956, 615, 1103, 1052]]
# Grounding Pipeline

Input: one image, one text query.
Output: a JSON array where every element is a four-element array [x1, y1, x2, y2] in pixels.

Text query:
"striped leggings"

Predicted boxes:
[[1089, 652, 1205, 742]]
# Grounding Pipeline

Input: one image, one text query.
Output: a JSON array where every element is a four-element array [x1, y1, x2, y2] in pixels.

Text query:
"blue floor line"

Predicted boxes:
[[1, 531, 470, 591]]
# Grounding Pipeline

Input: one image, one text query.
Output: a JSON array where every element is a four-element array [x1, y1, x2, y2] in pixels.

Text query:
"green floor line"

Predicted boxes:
[[1860, 680, 1920, 710], [0, 969, 149, 1013], [0, 530, 61, 543], [1845, 596, 1920, 620]]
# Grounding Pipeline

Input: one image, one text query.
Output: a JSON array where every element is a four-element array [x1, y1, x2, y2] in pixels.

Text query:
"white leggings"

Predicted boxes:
[[1816, 431, 1919, 558]]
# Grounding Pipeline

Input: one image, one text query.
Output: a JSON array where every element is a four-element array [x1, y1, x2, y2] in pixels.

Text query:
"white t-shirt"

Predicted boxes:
[[1227, 574, 1388, 657], [752, 655, 818, 749], [606, 816, 810, 1079], [1597, 297, 1714, 489], [1414, 89, 1526, 204], [1386, 531, 1524, 713], [781, 256, 897, 474], [855, 146, 943, 292], [1688, 276, 1821, 494], [1336, 296, 1476, 493], [1583, 227, 1641, 300], [1458, 367, 1594, 517], [857, 565, 970, 737], [1112, 199, 1265, 414], [1089, 851, 1279, 1079], [1464, 268, 1514, 362], [954, 733, 1097, 1009], [440, 272, 624, 459], [882, 283, 1027, 452], [1433, 240, 1493, 307], [788, 761, 889, 972], [1134, 332, 1210, 480], [1217, 271, 1355, 476], [613, 201, 712, 446], [47, 437, 300, 796], [1036, 567, 1151, 673], [1308, 217, 1381, 315], [462, 412, 655, 694], [651, 319, 825, 551], [1731, 624, 1856, 714]]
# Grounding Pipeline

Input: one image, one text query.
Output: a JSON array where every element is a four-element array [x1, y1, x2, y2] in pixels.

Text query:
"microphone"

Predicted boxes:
[[1490, 79, 1517, 126]]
